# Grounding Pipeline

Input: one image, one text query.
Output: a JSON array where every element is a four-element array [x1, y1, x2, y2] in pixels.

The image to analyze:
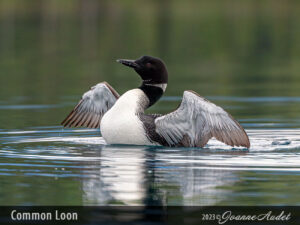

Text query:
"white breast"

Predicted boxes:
[[100, 89, 154, 145]]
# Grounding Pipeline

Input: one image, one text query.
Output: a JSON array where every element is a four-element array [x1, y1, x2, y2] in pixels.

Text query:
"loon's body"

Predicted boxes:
[[61, 56, 250, 148], [101, 89, 154, 145]]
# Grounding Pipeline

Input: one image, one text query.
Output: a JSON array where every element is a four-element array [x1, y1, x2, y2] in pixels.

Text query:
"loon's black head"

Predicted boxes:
[[117, 56, 168, 85], [117, 55, 168, 107]]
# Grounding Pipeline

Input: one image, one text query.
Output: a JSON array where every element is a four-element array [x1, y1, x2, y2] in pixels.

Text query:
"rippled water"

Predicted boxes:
[[1, 96, 300, 206]]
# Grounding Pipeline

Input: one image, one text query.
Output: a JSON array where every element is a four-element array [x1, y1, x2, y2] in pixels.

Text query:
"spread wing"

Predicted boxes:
[[61, 82, 119, 128], [155, 91, 250, 148]]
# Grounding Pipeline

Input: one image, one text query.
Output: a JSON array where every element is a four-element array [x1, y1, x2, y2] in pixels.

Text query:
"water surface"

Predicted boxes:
[[1, 96, 300, 206]]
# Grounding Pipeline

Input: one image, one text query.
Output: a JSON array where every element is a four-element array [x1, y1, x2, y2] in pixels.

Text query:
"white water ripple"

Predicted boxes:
[[4, 128, 300, 152]]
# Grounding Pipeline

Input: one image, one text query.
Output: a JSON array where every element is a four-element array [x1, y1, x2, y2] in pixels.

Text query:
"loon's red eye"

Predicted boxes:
[[146, 62, 151, 68]]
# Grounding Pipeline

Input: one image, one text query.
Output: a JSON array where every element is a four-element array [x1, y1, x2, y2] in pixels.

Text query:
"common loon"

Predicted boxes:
[[61, 56, 250, 148]]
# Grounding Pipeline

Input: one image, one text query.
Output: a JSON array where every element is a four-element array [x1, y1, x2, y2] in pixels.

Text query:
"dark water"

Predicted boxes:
[[0, 0, 300, 206], [1, 97, 300, 206]]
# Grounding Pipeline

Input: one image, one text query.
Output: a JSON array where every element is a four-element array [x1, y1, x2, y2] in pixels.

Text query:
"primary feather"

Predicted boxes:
[[155, 91, 250, 148], [61, 82, 119, 129]]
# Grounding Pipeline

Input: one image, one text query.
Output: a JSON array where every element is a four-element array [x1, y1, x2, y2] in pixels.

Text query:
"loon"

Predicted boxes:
[[61, 56, 250, 148]]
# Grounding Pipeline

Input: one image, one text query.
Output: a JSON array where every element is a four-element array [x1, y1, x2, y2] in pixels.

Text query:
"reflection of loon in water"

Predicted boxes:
[[83, 146, 146, 205], [81, 146, 238, 205], [61, 55, 250, 148]]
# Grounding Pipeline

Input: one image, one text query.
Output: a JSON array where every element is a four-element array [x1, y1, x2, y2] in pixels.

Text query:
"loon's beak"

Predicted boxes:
[[116, 59, 140, 69]]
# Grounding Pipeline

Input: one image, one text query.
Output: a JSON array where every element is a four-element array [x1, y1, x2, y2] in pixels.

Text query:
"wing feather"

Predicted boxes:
[[61, 82, 119, 129], [155, 91, 250, 148]]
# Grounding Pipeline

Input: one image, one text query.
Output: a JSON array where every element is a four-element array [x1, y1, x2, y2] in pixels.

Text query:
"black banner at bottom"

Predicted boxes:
[[0, 206, 299, 225]]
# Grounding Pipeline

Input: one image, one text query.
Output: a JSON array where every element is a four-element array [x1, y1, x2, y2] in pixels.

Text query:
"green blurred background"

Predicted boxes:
[[0, 0, 299, 129]]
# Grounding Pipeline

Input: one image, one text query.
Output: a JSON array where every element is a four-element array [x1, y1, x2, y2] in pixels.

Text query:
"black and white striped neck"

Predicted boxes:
[[139, 82, 167, 108]]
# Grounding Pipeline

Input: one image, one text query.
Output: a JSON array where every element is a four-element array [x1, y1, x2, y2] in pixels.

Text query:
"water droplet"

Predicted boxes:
[[272, 139, 291, 145]]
